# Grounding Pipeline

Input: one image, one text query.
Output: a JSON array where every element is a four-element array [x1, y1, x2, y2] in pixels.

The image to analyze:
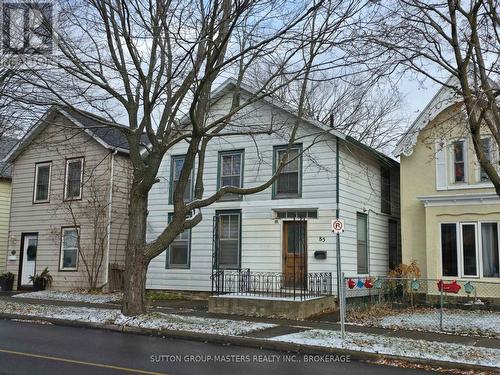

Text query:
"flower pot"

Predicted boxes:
[[0, 278, 14, 291], [33, 279, 47, 291]]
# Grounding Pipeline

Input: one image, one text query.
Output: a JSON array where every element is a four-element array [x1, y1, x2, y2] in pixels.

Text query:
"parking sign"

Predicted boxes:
[[331, 219, 344, 234]]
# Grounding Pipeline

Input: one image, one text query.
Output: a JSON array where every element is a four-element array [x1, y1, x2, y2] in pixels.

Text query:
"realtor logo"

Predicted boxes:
[[1, 1, 53, 55]]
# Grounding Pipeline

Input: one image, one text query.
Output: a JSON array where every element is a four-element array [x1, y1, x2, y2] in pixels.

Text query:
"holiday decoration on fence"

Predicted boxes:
[[411, 279, 420, 291], [463, 281, 474, 295], [356, 279, 364, 288], [437, 279, 461, 294], [347, 278, 356, 289], [373, 278, 382, 289], [364, 278, 374, 289]]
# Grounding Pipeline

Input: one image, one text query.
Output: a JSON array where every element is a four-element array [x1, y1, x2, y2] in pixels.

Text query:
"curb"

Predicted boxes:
[[0, 312, 495, 373]]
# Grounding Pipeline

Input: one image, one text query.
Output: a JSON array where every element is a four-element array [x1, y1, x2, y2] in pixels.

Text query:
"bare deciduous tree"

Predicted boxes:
[[360, 0, 500, 194], [12, 0, 392, 315]]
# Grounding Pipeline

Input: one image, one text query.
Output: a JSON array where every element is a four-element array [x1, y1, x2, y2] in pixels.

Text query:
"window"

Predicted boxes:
[[60, 227, 78, 270], [170, 155, 193, 203], [480, 138, 492, 182], [166, 213, 191, 269], [357, 213, 368, 274], [381, 168, 391, 214], [65, 157, 83, 200], [481, 223, 499, 277], [273, 209, 318, 219], [388, 219, 401, 270], [273, 145, 302, 198], [452, 140, 466, 183], [217, 210, 241, 269], [461, 223, 478, 277], [441, 221, 500, 278], [33, 162, 51, 203], [218, 150, 243, 200], [440, 223, 458, 277]]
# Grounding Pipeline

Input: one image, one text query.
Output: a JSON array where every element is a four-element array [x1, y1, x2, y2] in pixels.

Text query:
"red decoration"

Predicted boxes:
[[437, 280, 461, 294], [347, 278, 356, 289], [364, 278, 373, 289]]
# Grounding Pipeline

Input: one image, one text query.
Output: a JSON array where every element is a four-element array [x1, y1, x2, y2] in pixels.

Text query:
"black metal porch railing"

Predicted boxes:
[[211, 269, 333, 300]]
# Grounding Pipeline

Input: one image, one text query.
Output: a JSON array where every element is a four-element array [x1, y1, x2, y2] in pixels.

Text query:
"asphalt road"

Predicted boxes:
[[0, 319, 435, 375]]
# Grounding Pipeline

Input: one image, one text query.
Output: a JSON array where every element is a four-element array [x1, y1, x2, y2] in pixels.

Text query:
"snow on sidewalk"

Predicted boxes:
[[0, 300, 275, 336], [270, 329, 500, 368], [12, 290, 123, 304]]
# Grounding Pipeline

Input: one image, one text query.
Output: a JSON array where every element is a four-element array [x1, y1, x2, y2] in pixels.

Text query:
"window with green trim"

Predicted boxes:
[[166, 213, 191, 269], [357, 213, 368, 274], [218, 150, 243, 201], [273, 145, 302, 199], [216, 210, 241, 269], [170, 155, 193, 203]]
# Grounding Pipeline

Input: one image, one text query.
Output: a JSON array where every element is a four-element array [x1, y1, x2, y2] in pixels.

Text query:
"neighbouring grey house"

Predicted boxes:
[[4, 107, 132, 290], [146, 79, 401, 298]]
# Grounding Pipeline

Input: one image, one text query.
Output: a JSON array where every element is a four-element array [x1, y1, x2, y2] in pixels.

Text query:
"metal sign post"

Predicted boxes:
[[340, 272, 345, 340]]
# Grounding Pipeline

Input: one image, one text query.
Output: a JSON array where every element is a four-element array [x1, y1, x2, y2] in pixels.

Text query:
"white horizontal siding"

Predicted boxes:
[[146, 95, 399, 293]]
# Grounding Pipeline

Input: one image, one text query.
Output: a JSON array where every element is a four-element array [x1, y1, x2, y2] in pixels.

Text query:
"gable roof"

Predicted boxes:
[[4, 106, 141, 163], [0, 136, 18, 179], [206, 78, 398, 168], [393, 76, 463, 157]]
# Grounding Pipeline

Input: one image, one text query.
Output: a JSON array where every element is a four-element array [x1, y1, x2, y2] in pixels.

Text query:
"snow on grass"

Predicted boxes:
[[0, 300, 118, 323], [377, 309, 500, 338], [13, 290, 123, 304], [270, 329, 500, 368], [0, 300, 275, 336], [115, 312, 274, 335]]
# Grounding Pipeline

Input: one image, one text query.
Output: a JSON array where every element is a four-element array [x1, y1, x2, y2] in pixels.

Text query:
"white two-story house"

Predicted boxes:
[[145, 80, 400, 295]]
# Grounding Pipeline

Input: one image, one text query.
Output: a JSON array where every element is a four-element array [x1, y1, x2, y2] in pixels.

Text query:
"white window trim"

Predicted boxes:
[[60, 227, 79, 271], [449, 138, 467, 185], [478, 221, 500, 279], [33, 162, 52, 203], [459, 222, 480, 278], [439, 222, 459, 278], [64, 157, 84, 200], [475, 136, 499, 183], [439, 221, 500, 279], [438, 136, 499, 190]]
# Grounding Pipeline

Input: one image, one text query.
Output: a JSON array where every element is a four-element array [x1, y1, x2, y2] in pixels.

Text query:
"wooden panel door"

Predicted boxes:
[[283, 221, 307, 288]]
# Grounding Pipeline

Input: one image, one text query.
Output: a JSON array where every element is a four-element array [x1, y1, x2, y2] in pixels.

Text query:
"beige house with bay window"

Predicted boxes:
[[395, 79, 500, 285], [4, 106, 133, 290]]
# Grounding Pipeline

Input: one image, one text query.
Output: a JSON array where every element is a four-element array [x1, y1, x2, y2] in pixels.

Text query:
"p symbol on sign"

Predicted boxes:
[[331, 219, 344, 234]]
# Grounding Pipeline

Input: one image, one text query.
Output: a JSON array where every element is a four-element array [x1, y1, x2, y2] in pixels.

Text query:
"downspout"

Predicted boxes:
[[104, 149, 117, 286], [335, 136, 342, 297], [335, 135, 346, 340]]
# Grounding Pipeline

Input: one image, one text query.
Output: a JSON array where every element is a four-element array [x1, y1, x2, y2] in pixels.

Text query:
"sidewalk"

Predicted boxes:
[[1, 292, 499, 371], [4, 292, 498, 348]]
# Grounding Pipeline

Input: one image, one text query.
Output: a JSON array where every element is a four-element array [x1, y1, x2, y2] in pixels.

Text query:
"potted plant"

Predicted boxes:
[[30, 267, 53, 291], [0, 272, 15, 291]]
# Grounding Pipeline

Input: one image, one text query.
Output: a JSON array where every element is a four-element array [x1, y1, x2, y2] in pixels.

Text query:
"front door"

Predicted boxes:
[[21, 234, 38, 286], [283, 221, 307, 288]]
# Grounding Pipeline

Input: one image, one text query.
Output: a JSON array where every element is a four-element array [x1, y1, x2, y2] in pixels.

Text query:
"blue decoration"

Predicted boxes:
[[411, 279, 420, 291], [464, 281, 474, 294], [374, 278, 382, 289], [356, 279, 364, 288]]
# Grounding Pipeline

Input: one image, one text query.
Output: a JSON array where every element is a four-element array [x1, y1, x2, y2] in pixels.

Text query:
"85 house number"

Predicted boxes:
[[319, 236, 326, 242]]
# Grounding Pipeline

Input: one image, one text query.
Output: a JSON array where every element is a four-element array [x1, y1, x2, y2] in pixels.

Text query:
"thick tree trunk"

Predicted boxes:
[[122, 189, 149, 316]]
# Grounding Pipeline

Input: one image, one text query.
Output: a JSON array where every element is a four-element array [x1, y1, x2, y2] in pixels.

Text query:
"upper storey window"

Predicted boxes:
[[33, 162, 52, 203], [452, 140, 466, 183]]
